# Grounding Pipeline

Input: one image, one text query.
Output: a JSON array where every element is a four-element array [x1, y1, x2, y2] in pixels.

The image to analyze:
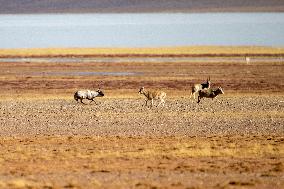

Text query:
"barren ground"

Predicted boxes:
[[0, 54, 283, 188]]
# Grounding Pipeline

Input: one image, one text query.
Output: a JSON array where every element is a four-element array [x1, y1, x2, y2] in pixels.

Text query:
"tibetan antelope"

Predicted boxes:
[[74, 89, 104, 104], [138, 87, 166, 107], [190, 77, 211, 100], [245, 57, 251, 64], [197, 87, 224, 103]]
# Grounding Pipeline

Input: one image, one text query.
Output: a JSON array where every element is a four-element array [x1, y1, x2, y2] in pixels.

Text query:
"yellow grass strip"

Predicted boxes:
[[2, 136, 283, 159], [1, 46, 284, 57]]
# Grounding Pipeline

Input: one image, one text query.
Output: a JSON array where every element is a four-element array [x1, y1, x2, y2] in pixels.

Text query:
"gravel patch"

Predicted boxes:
[[0, 96, 283, 137]]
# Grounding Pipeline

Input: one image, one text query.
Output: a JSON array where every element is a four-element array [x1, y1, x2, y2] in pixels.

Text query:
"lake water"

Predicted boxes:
[[0, 13, 283, 48]]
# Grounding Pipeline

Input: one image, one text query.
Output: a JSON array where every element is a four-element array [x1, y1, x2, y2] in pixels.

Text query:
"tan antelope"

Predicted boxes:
[[190, 77, 211, 100], [197, 87, 224, 103], [138, 87, 166, 107]]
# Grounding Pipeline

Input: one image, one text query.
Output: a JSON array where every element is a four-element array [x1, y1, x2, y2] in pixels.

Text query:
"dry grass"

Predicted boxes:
[[0, 136, 283, 188], [0, 46, 284, 57], [1, 136, 282, 159]]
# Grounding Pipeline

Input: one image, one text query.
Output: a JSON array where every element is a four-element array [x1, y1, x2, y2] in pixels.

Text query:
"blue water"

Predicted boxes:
[[0, 13, 283, 48]]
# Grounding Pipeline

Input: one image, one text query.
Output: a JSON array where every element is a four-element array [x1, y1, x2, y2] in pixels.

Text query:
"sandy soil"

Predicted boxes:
[[0, 55, 283, 188]]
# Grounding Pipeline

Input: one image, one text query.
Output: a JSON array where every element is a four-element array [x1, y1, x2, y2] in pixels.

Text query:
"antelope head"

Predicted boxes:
[[96, 89, 105, 97], [138, 87, 145, 94]]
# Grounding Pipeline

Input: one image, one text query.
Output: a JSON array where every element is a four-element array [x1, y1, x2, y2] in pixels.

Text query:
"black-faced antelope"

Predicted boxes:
[[138, 87, 166, 107], [190, 77, 211, 100], [197, 87, 224, 103], [74, 89, 104, 104]]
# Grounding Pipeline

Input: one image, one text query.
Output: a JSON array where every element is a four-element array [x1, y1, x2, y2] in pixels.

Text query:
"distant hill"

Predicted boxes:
[[0, 0, 284, 14]]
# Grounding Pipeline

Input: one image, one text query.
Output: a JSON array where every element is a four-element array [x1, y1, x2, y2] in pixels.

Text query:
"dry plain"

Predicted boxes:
[[0, 47, 283, 188]]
